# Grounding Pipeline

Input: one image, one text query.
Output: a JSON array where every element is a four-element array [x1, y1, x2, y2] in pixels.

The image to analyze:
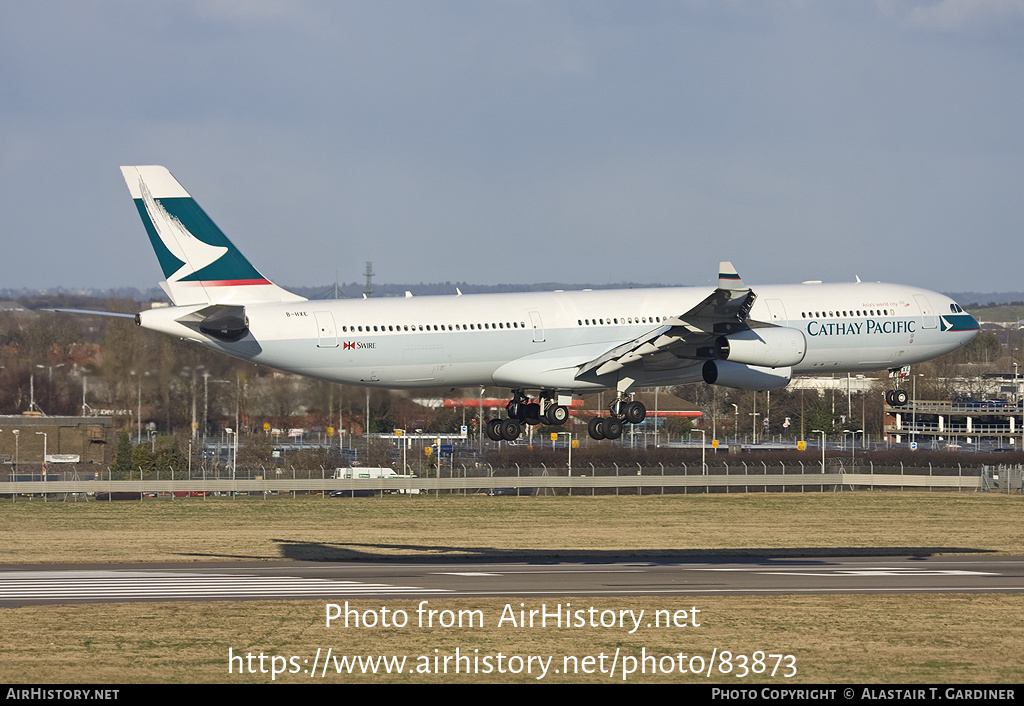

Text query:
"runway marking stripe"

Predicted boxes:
[[0, 571, 448, 602], [694, 568, 999, 576], [765, 565, 995, 573]]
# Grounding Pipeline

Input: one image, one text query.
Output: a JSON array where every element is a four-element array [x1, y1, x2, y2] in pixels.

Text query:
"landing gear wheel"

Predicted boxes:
[[623, 400, 646, 425], [500, 418, 522, 441], [885, 390, 894, 406], [486, 418, 503, 442], [603, 417, 623, 440], [588, 417, 606, 440], [892, 389, 909, 406], [546, 405, 569, 425]]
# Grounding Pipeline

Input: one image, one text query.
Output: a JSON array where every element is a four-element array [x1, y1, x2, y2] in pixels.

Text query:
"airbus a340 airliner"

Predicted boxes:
[[107, 165, 979, 441]]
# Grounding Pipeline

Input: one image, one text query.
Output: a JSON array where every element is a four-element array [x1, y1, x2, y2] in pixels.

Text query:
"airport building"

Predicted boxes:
[[0, 414, 114, 479]]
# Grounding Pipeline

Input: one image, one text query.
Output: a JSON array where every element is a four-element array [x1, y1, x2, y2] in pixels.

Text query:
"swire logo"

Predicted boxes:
[[343, 341, 355, 349]]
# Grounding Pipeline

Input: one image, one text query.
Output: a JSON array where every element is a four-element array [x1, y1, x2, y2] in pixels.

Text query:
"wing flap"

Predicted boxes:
[[576, 261, 759, 382]]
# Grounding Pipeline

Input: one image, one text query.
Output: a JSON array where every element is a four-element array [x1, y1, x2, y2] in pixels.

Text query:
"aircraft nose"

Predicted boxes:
[[955, 311, 981, 343]]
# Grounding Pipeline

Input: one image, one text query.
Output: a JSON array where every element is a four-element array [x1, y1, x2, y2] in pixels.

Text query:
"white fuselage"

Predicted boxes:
[[138, 280, 978, 394]]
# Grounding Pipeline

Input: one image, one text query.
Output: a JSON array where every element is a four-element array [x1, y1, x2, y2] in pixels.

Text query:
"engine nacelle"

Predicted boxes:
[[702, 360, 792, 391], [713, 327, 806, 368]]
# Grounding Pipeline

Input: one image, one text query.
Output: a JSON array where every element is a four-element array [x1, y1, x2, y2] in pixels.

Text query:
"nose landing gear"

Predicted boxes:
[[886, 366, 911, 407]]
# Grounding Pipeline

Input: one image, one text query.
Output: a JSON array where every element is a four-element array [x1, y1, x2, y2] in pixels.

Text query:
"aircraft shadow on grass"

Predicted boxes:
[[264, 540, 993, 563]]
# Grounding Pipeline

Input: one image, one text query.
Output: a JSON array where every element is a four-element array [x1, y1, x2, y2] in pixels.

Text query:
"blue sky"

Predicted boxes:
[[1, 1, 1022, 293]]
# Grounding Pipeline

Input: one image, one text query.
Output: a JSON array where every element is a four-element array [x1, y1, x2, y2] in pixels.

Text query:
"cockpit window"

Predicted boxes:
[[950, 303, 964, 313]]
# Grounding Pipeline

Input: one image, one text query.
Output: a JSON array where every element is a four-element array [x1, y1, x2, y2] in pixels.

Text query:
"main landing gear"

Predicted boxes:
[[886, 366, 911, 407], [587, 397, 647, 440], [485, 390, 570, 442]]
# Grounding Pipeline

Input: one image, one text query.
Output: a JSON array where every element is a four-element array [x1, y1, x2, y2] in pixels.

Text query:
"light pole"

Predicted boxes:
[[478, 387, 485, 453], [130, 370, 149, 444], [12, 429, 19, 471], [1014, 360, 1021, 452], [711, 385, 717, 448], [81, 370, 93, 417], [653, 387, 660, 447], [28, 374, 44, 415], [226, 428, 237, 482], [750, 407, 760, 445], [844, 429, 863, 470], [35, 431, 47, 485], [555, 431, 574, 475], [187, 366, 204, 441], [911, 373, 924, 447], [37, 363, 64, 413], [696, 428, 706, 474], [207, 378, 232, 472], [203, 371, 210, 445], [812, 429, 826, 472], [1013, 361, 1019, 404]]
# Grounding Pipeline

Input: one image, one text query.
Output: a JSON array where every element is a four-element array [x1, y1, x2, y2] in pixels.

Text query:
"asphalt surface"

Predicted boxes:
[[2, 555, 1022, 606]]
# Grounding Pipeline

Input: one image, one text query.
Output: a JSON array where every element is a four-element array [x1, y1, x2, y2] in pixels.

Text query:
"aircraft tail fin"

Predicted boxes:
[[717, 261, 746, 291], [121, 166, 306, 306]]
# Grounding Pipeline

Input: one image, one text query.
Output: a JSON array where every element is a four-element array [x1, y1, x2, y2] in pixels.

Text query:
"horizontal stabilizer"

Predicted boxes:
[[48, 308, 136, 319]]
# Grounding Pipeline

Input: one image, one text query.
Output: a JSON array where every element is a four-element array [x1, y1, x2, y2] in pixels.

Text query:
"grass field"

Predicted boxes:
[[2, 492, 1022, 563], [3, 594, 1022, 684], [970, 303, 1024, 322], [2, 492, 1022, 684]]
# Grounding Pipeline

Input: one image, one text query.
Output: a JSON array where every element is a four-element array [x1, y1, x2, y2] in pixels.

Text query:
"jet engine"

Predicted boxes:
[[706, 327, 806, 368], [702, 360, 792, 391]]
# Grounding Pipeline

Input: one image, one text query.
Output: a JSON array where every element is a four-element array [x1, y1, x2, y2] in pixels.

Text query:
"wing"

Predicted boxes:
[[575, 262, 759, 381]]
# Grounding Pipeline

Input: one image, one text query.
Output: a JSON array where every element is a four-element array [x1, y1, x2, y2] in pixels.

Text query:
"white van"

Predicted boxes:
[[330, 467, 420, 494]]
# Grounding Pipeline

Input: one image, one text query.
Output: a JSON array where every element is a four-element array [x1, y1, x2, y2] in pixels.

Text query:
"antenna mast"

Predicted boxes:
[[363, 261, 374, 298]]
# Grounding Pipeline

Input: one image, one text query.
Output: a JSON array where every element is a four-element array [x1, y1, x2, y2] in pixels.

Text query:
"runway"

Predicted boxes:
[[2, 555, 1022, 606]]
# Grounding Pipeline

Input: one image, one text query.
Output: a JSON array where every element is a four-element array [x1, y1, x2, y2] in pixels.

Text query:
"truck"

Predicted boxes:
[[329, 467, 421, 496]]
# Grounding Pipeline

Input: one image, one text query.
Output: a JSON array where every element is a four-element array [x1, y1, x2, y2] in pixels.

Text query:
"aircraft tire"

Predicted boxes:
[[486, 419, 503, 442], [500, 419, 522, 441], [884, 390, 894, 406], [604, 417, 623, 439], [547, 405, 569, 425], [624, 401, 646, 425], [893, 389, 909, 406], [588, 417, 606, 440]]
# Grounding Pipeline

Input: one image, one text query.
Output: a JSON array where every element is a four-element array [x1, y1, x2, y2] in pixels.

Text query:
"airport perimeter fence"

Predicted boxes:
[[3, 460, 1015, 499], [981, 464, 1023, 494]]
